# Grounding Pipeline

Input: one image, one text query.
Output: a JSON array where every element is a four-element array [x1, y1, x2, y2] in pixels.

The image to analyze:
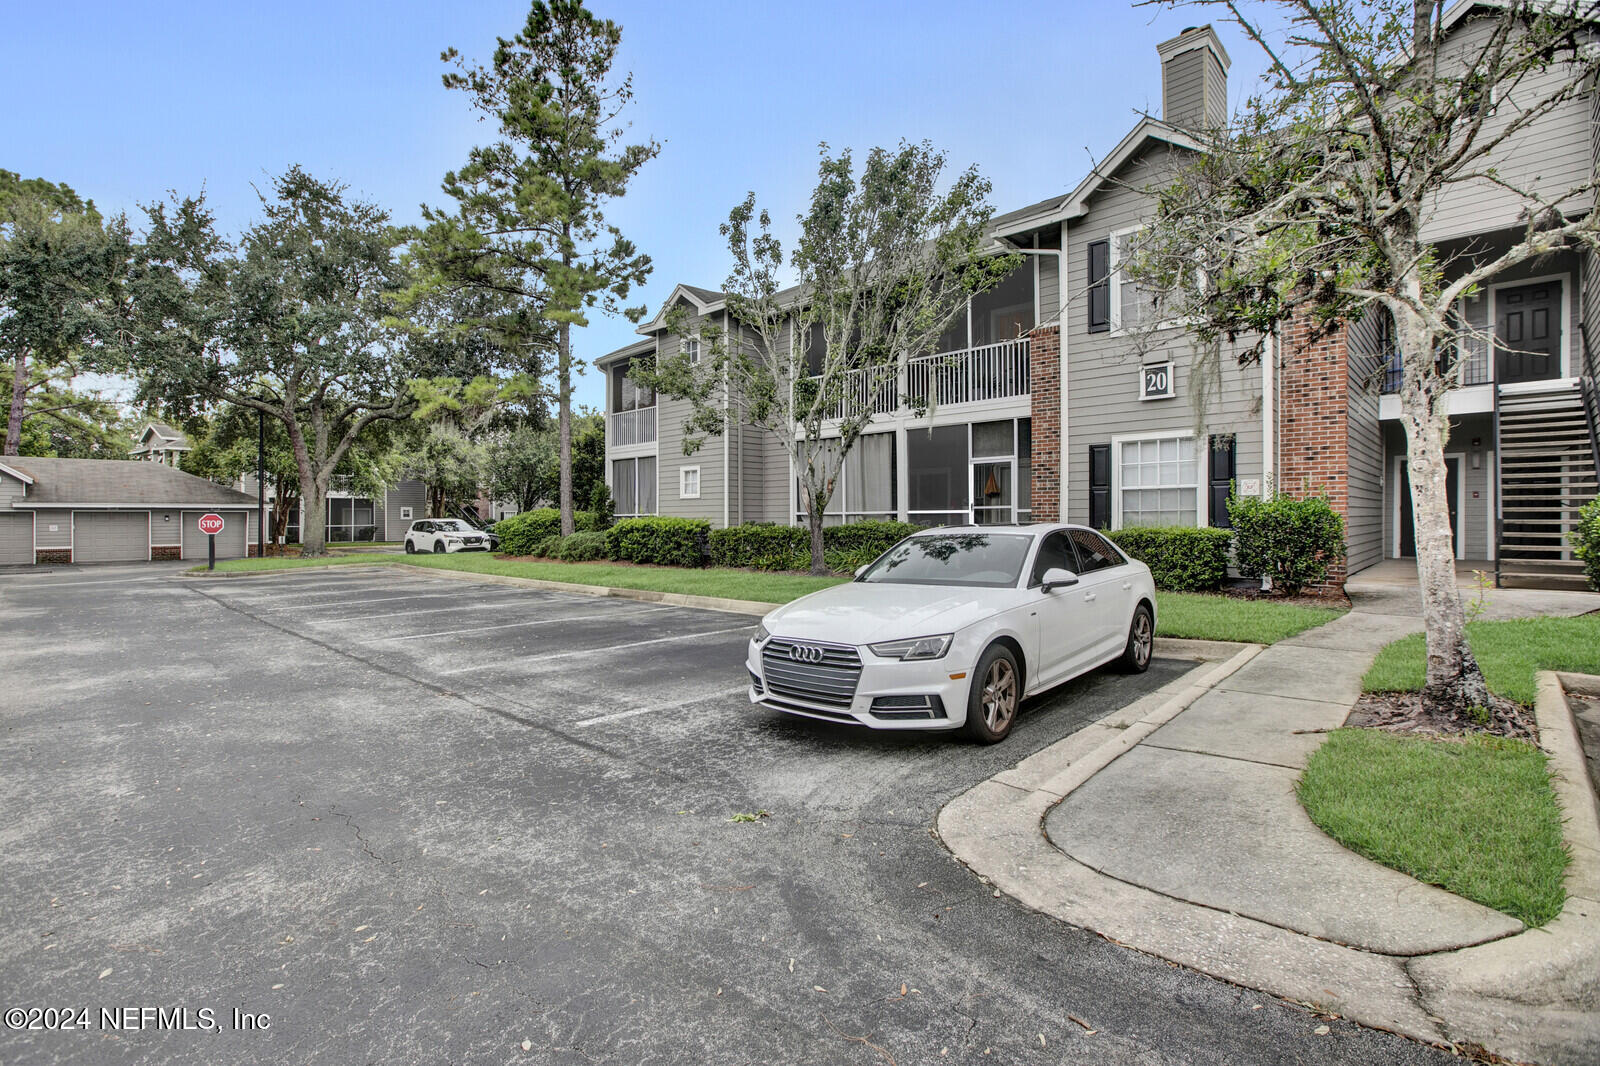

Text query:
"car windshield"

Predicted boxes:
[[436, 520, 475, 532], [858, 533, 1033, 588]]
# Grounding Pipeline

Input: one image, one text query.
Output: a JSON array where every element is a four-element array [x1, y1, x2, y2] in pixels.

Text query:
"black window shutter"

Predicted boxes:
[[1088, 444, 1111, 529], [1087, 240, 1110, 333], [1208, 435, 1236, 528]]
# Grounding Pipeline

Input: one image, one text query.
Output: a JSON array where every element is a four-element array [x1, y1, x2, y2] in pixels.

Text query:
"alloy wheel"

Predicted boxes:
[[1133, 609, 1153, 668], [982, 658, 1017, 732]]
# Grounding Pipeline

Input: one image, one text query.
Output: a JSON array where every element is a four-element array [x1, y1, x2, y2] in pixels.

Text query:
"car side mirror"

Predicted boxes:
[[854, 564, 870, 579], [1041, 567, 1079, 592]]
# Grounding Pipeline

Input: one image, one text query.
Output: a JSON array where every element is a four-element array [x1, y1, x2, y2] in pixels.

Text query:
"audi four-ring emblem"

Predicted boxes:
[[788, 644, 825, 664]]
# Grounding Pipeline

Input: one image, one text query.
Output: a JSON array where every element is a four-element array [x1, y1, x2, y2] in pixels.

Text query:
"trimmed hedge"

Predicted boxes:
[[493, 508, 603, 555], [1572, 497, 1600, 592], [556, 531, 611, 562], [1229, 491, 1346, 594], [708, 523, 808, 570], [1107, 526, 1233, 592], [709, 519, 922, 572], [533, 535, 564, 558], [606, 517, 711, 567]]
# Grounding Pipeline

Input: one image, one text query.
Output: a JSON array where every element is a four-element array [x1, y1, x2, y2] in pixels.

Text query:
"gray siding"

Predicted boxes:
[[1422, 15, 1594, 242], [1063, 143, 1265, 528], [1344, 313, 1386, 573], [385, 480, 426, 539], [33, 509, 72, 549], [651, 304, 734, 525], [1163, 48, 1208, 127], [1381, 416, 1496, 561], [151, 510, 181, 546], [0, 472, 24, 510], [0, 512, 32, 565]]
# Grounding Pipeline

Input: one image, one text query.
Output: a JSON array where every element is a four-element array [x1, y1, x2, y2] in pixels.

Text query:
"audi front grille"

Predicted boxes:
[[760, 638, 862, 708]]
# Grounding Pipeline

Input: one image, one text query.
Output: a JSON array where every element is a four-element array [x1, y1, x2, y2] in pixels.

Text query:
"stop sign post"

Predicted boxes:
[[198, 513, 225, 570]]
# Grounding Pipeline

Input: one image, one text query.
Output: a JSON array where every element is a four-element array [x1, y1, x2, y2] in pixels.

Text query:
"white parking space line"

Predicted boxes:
[[256, 589, 529, 612], [357, 605, 676, 643], [300, 598, 558, 625], [434, 624, 756, 675], [1, 575, 180, 590], [574, 684, 751, 728]]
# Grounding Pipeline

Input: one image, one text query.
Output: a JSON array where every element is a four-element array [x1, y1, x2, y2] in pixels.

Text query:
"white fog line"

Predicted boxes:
[[575, 685, 751, 728], [433, 624, 755, 676], [357, 605, 676, 643]]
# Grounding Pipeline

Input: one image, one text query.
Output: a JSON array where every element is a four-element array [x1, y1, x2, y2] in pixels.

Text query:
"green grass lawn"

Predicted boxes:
[[1154, 592, 1345, 645], [1298, 729, 1568, 927], [1363, 614, 1600, 705], [209, 552, 848, 604], [204, 553, 1343, 642]]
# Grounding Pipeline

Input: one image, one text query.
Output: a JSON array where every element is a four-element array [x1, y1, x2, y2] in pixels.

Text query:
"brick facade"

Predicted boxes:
[[152, 545, 181, 561], [1276, 315, 1351, 592], [1028, 324, 1062, 522], [35, 549, 71, 564]]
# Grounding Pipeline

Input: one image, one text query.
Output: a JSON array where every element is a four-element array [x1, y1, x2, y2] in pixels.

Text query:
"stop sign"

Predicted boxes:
[[197, 513, 225, 536]]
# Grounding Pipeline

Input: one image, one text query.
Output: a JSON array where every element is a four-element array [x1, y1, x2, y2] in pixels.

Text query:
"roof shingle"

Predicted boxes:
[[4, 458, 256, 507]]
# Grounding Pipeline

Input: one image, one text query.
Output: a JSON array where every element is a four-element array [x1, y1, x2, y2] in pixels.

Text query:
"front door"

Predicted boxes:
[[1398, 457, 1461, 558], [1496, 281, 1562, 384], [971, 460, 1014, 525]]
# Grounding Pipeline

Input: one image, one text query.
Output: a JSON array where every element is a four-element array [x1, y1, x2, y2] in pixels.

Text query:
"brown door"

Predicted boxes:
[[1495, 282, 1561, 384]]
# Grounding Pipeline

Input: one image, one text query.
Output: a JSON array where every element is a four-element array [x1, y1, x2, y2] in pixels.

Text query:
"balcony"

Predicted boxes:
[[816, 338, 1031, 421], [1377, 340, 1495, 393], [609, 405, 657, 447]]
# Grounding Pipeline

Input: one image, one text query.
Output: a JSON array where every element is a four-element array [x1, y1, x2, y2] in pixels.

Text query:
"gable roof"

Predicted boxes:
[[130, 421, 191, 455], [636, 282, 730, 333], [0, 461, 35, 485], [3, 457, 255, 507]]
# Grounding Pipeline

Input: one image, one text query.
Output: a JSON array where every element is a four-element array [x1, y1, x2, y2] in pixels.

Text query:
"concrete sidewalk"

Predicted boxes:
[[940, 583, 1600, 1064]]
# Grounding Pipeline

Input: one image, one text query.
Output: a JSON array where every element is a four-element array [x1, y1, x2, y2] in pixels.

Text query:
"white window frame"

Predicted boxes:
[[1107, 225, 1143, 334], [399, 507, 413, 521], [1110, 431, 1206, 529], [679, 465, 701, 500], [682, 336, 701, 366]]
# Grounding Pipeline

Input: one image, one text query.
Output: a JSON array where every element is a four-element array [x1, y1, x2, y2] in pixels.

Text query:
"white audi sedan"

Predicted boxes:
[[746, 524, 1157, 743]]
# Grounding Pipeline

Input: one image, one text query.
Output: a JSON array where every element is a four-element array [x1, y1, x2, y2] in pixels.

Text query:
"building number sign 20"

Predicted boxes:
[[1140, 361, 1175, 401]]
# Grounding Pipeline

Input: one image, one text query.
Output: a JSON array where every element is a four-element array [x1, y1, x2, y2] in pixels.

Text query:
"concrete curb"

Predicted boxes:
[[176, 560, 777, 616], [1405, 671, 1600, 1066]]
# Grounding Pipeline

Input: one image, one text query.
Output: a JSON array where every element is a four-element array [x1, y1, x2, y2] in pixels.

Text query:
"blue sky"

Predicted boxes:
[[8, 1, 1269, 414]]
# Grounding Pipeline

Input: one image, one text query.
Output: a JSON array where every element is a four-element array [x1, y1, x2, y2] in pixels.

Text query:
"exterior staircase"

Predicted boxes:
[[1494, 382, 1599, 589]]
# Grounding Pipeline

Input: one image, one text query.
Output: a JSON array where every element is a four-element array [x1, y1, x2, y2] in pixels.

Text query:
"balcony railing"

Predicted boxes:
[[813, 338, 1032, 421], [1378, 340, 1495, 393], [609, 405, 657, 447]]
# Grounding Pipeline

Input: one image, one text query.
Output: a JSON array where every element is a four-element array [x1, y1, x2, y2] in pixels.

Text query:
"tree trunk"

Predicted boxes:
[[558, 320, 574, 537], [1397, 347, 1492, 714], [807, 495, 827, 575], [4, 351, 26, 456], [300, 477, 329, 558]]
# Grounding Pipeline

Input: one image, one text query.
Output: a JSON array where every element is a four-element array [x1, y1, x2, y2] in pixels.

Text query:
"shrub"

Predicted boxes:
[[1229, 491, 1346, 594], [605, 517, 710, 567], [534, 535, 564, 558], [822, 520, 920, 560], [557, 531, 611, 562], [1571, 497, 1600, 592], [587, 483, 615, 530], [1107, 526, 1233, 592], [709, 523, 808, 570], [492, 508, 602, 555]]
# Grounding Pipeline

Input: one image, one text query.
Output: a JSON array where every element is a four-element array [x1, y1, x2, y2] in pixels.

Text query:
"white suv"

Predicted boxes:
[[404, 519, 495, 554]]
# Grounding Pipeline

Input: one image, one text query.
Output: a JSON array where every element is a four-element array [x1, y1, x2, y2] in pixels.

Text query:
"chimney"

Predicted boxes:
[[1157, 24, 1231, 130]]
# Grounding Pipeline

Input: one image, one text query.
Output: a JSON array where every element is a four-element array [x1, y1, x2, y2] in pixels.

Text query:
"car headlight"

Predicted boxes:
[[753, 623, 770, 644], [868, 634, 953, 661]]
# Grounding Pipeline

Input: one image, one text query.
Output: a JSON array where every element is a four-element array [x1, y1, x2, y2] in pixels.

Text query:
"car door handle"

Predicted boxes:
[[1083, 592, 1097, 602], [1121, 582, 1132, 590]]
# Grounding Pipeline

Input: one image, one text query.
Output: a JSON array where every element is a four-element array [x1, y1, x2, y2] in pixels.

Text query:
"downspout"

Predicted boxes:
[[1262, 330, 1276, 495], [722, 311, 731, 530]]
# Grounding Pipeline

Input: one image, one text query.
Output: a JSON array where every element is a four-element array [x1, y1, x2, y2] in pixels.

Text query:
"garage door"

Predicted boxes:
[[74, 512, 149, 563], [0, 513, 32, 565], [181, 510, 247, 560]]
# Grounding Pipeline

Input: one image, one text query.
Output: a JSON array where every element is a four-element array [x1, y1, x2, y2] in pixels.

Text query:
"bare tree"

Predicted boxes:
[[1133, 0, 1600, 713]]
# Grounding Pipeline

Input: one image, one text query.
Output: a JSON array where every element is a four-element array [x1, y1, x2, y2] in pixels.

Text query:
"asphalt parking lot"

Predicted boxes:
[[0, 564, 1452, 1065]]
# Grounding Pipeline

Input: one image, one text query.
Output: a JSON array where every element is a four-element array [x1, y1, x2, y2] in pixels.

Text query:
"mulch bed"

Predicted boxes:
[[1346, 692, 1537, 742]]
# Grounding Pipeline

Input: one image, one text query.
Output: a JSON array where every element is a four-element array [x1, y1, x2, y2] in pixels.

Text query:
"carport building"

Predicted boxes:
[[0, 458, 260, 565]]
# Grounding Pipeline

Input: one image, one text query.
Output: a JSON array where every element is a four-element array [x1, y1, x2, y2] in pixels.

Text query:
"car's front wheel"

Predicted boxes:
[[963, 643, 1020, 744], [433, 540, 447, 554], [1116, 602, 1154, 673]]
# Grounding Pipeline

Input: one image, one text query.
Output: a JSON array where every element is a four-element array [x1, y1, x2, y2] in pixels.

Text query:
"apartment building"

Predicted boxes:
[[598, 3, 1600, 589]]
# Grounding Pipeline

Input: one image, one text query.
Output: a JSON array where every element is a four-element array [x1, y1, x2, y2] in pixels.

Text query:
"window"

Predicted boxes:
[[680, 465, 701, 499], [611, 360, 655, 413], [326, 497, 377, 542], [907, 425, 969, 527], [969, 261, 1036, 346], [682, 337, 700, 365], [796, 434, 896, 525], [399, 507, 413, 521], [1068, 528, 1122, 573], [612, 456, 656, 517], [1030, 531, 1076, 586], [1109, 228, 1159, 331], [1117, 436, 1200, 527]]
